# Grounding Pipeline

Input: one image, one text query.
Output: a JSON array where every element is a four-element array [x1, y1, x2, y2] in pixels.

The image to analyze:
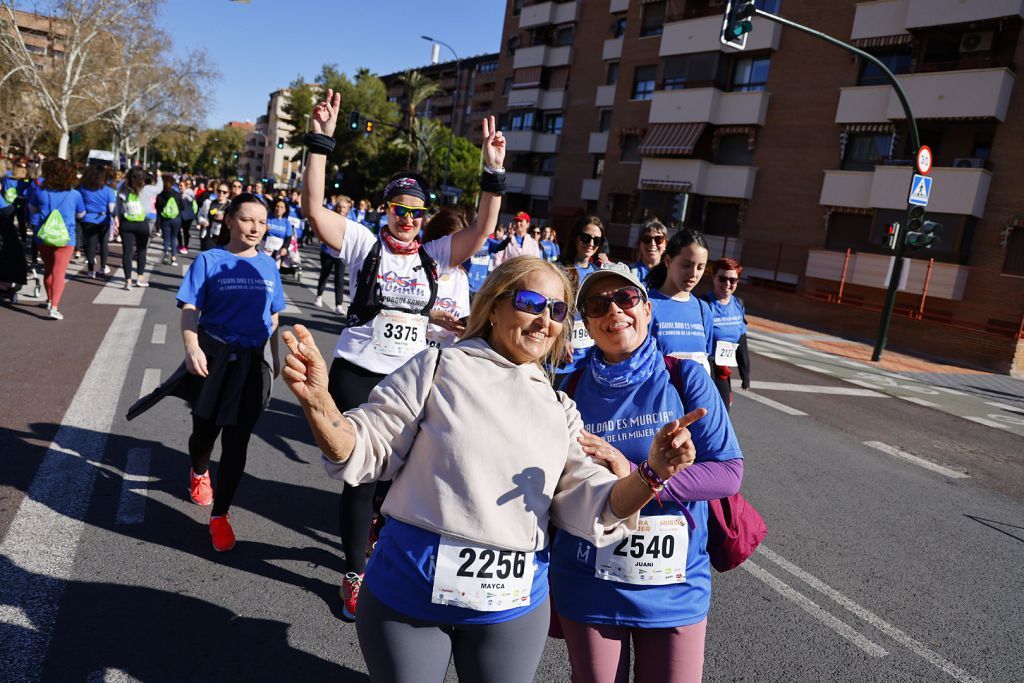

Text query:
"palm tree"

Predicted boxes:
[[398, 70, 442, 165]]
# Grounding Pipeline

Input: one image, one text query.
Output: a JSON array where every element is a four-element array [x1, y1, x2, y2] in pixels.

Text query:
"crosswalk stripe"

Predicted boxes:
[[863, 441, 969, 479], [114, 448, 153, 525], [735, 391, 807, 416], [150, 324, 167, 345], [139, 368, 161, 398], [750, 381, 886, 397]]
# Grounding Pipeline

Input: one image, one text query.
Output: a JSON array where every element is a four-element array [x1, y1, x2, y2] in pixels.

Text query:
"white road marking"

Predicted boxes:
[[0, 307, 145, 683], [985, 401, 1024, 415], [750, 381, 886, 397], [750, 349, 790, 362], [139, 368, 161, 398], [863, 441, 969, 479], [114, 448, 152, 525], [757, 546, 982, 683], [899, 396, 940, 408], [746, 333, 836, 360], [932, 386, 968, 396], [86, 668, 140, 683], [735, 391, 807, 416], [963, 416, 1011, 431], [92, 280, 145, 306], [0, 605, 36, 631], [150, 323, 167, 345], [795, 363, 834, 375], [741, 561, 888, 658]]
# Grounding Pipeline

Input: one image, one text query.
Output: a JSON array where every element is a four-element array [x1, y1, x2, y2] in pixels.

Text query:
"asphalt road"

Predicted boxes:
[[1, 242, 1021, 682]]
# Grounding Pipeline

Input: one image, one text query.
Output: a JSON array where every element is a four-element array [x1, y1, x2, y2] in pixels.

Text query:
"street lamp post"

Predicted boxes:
[[422, 35, 460, 205]]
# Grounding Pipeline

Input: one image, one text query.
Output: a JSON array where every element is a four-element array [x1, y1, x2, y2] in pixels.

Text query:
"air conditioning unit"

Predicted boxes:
[[953, 157, 985, 168], [959, 31, 994, 53]]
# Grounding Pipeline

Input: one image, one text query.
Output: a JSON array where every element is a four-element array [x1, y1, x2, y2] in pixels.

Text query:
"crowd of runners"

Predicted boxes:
[[2, 89, 758, 682]]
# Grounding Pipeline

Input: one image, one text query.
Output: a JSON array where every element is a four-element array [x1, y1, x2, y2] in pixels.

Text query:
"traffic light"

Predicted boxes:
[[277, 137, 285, 149], [904, 206, 941, 249], [721, 0, 756, 50], [349, 111, 361, 130], [884, 222, 900, 250], [365, 120, 374, 134], [232, 152, 239, 161]]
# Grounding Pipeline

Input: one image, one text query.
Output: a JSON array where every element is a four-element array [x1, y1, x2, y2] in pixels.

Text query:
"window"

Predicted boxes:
[[662, 53, 726, 90], [632, 65, 657, 100], [611, 193, 632, 223], [530, 198, 549, 219], [503, 77, 513, 96], [715, 134, 754, 165], [1004, 227, 1024, 275], [703, 202, 740, 237], [641, 1, 666, 37], [507, 35, 520, 56], [509, 110, 536, 131], [598, 109, 613, 132], [538, 155, 557, 176], [842, 133, 892, 171], [621, 134, 641, 162], [612, 15, 627, 38], [554, 24, 575, 47], [513, 0, 523, 15], [477, 61, 498, 73], [593, 155, 605, 178], [825, 213, 872, 252], [642, 191, 687, 225], [543, 112, 564, 134], [858, 49, 913, 86], [971, 133, 993, 161], [755, 0, 781, 12], [606, 62, 620, 86], [732, 56, 771, 91]]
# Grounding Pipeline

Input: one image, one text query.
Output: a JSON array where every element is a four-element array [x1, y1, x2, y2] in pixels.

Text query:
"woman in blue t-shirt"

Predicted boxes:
[[648, 229, 714, 375], [77, 165, 117, 278], [263, 197, 295, 270], [29, 158, 85, 320], [553, 215, 607, 386], [702, 257, 751, 412], [540, 226, 560, 263], [552, 262, 744, 683], [630, 219, 668, 287]]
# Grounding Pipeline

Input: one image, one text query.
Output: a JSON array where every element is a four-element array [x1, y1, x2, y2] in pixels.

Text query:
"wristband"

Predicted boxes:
[[640, 459, 691, 515], [480, 169, 506, 195], [304, 132, 336, 156]]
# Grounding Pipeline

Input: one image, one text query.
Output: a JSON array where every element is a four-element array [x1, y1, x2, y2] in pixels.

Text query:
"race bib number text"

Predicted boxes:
[[433, 537, 535, 612], [595, 515, 689, 585]]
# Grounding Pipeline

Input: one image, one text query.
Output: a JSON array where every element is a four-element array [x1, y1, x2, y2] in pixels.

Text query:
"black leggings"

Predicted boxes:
[[188, 360, 265, 517], [710, 364, 732, 412], [329, 356, 387, 573], [356, 587, 551, 683], [179, 218, 194, 251], [317, 250, 346, 306], [120, 220, 149, 281], [80, 220, 109, 272]]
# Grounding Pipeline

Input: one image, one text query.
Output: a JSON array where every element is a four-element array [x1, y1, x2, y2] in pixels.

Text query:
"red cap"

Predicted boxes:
[[515, 211, 531, 223]]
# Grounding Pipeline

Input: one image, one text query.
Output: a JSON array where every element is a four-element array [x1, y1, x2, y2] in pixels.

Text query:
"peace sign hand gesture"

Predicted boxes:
[[481, 115, 506, 170], [647, 408, 707, 481], [312, 88, 341, 138]]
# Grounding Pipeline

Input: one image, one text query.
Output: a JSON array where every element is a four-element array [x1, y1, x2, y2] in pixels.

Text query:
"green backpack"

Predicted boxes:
[[123, 192, 145, 222], [2, 186, 16, 203], [38, 208, 70, 247], [161, 196, 179, 219]]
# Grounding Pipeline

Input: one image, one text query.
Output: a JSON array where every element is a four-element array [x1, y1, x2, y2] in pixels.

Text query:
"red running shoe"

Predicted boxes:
[[209, 515, 235, 552], [340, 572, 363, 620], [189, 469, 213, 506]]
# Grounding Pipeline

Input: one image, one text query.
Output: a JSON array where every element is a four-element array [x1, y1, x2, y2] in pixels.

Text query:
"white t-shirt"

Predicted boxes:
[[332, 219, 453, 374], [427, 266, 470, 348]]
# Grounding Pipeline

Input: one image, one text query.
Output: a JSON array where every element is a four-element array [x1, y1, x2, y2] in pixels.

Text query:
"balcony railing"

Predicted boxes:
[[818, 165, 992, 218]]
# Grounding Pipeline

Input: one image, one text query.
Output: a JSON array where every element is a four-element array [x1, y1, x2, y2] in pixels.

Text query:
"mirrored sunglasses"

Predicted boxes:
[[388, 201, 427, 220], [584, 286, 644, 318], [510, 289, 569, 323]]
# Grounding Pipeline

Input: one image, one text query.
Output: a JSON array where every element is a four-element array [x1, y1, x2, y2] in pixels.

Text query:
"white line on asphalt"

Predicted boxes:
[[151, 323, 167, 345], [757, 546, 981, 683], [746, 332, 837, 360], [750, 348, 790, 362], [794, 363, 834, 375], [735, 391, 807, 416], [985, 401, 1024, 415], [741, 561, 888, 658], [92, 280, 145, 306], [932, 386, 968, 396], [0, 307, 145, 683], [282, 292, 301, 315], [750, 381, 886, 397], [0, 605, 36, 632], [863, 441, 969, 479], [963, 416, 1011, 431], [899, 396, 940, 408], [114, 448, 152, 525], [86, 668, 140, 683], [139, 368, 161, 399]]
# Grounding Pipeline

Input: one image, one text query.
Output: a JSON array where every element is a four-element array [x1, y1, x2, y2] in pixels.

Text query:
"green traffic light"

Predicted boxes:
[[729, 21, 752, 38]]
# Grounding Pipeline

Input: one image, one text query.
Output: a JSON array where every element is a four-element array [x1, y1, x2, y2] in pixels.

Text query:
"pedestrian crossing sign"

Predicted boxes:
[[908, 174, 932, 207]]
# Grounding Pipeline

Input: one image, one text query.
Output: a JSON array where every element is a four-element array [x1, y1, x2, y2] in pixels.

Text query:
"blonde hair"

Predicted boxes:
[[462, 256, 574, 370]]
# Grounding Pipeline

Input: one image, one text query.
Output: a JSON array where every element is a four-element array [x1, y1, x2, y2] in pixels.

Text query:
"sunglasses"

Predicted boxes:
[[584, 286, 644, 319], [529, 229, 541, 235], [217, 190, 229, 195], [640, 235, 665, 245], [717, 275, 739, 285], [231, 184, 242, 188], [577, 233, 603, 247], [388, 201, 427, 220], [508, 289, 569, 323]]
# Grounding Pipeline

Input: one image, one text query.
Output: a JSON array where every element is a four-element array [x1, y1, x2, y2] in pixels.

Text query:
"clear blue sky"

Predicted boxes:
[[164, 0, 506, 127]]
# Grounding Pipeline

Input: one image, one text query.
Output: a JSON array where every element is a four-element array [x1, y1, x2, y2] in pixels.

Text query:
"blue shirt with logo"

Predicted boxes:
[[177, 248, 286, 348], [551, 359, 742, 628], [465, 243, 491, 293], [365, 518, 550, 625], [650, 290, 714, 357], [540, 240, 559, 262], [702, 294, 747, 345], [266, 217, 294, 242]]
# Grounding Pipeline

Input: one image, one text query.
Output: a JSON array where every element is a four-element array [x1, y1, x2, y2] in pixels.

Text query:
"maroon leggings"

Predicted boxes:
[[38, 244, 73, 309], [560, 615, 707, 683]]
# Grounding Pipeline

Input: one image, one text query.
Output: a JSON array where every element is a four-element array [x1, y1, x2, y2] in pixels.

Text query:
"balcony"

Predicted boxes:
[[507, 87, 566, 109], [660, 15, 781, 57], [504, 130, 560, 153], [588, 131, 608, 154], [581, 178, 602, 201], [519, 0, 579, 29], [836, 68, 1015, 123], [852, 0, 1024, 38], [513, 44, 572, 69], [429, 95, 454, 109], [506, 172, 554, 196], [649, 88, 770, 125], [595, 83, 616, 108], [610, 0, 628, 12], [639, 158, 757, 199], [603, 37, 623, 61], [818, 165, 992, 217], [805, 249, 969, 300]]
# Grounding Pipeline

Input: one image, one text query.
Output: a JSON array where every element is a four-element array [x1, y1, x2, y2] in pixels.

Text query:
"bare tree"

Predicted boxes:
[[0, 0, 160, 159]]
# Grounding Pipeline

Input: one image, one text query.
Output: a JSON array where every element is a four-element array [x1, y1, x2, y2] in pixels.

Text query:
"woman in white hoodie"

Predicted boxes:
[[282, 256, 704, 683]]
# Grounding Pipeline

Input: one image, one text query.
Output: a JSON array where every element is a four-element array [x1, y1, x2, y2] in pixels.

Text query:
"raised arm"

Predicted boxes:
[[301, 88, 349, 253], [448, 115, 506, 267]]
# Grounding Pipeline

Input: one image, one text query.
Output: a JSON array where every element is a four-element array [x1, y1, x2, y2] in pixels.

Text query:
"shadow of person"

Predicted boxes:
[[495, 467, 551, 516]]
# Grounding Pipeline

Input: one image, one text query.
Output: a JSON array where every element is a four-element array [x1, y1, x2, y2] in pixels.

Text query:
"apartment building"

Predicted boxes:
[[380, 53, 500, 145], [260, 89, 305, 188], [493, 0, 1024, 373], [6, 9, 66, 63]]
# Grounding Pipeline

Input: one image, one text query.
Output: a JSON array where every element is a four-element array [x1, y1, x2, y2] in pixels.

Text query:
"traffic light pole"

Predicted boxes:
[[753, 8, 921, 362]]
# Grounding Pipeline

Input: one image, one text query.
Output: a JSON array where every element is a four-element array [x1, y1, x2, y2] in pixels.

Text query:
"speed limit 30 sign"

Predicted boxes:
[[916, 145, 933, 175]]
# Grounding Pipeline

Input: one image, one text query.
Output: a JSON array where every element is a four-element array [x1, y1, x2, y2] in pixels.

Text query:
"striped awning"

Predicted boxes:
[[640, 179, 692, 192], [852, 34, 913, 49], [513, 66, 542, 87], [639, 123, 705, 156]]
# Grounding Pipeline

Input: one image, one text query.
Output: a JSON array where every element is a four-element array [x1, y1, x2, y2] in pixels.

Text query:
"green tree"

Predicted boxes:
[[396, 69, 441, 164], [193, 127, 246, 178]]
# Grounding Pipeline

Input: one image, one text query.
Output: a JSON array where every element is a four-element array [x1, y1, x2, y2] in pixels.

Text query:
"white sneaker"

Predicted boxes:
[[314, 296, 324, 308], [335, 304, 344, 314], [136, 278, 149, 288], [102, 265, 111, 275], [123, 280, 132, 290], [49, 308, 63, 320]]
